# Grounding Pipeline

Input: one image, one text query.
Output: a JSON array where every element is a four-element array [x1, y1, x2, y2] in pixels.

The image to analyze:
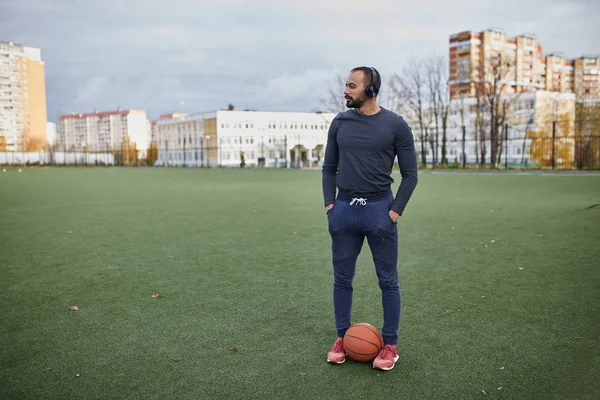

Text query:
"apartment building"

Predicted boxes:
[[573, 56, 600, 106], [544, 53, 575, 93], [449, 29, 544, 98], [155, 110, 336, 168], [450, 30, 600, 106], [0, 41, 47, 151], [514, 34, 546, 92], [544, 54, 600, 106], [57, 109, 149, 158]]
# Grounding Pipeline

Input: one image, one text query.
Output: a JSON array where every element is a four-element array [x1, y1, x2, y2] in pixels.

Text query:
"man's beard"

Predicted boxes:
[[345, 96, 364, 109]]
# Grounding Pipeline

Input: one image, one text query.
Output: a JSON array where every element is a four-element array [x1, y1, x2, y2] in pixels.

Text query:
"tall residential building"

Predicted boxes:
[[155, 110, 336, 168], [0, 41, 47, 151], [514, 34, 546, 92], [450, 30, 600, 106], [543, 55, 599, 106], [57, 109, 149, 159], [573, 56, 600, 106], [544, 53, 575, 93], [449, 29, 545, 98]]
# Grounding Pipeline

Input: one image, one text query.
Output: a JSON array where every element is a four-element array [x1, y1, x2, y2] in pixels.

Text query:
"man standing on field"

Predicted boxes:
[[322, 66, 418, 371]]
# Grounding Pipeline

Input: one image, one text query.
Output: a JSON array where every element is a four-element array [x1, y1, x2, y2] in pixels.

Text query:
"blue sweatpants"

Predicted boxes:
[[327, 190, 401, 345]]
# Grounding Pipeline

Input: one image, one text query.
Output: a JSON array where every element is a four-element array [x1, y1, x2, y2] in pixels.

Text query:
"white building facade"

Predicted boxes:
[[46, 121, 56, 146], [155, 110, 336, 168], [155, 113, 205, 167]]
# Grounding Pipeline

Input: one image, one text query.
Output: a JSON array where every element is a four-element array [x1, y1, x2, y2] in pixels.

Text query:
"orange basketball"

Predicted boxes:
[[343, 323, 383, 362]]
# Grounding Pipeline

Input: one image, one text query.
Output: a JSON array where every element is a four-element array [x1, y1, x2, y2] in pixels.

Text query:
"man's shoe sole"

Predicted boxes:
[[373, 355, 399, 371], [327, 357, 346, 364]]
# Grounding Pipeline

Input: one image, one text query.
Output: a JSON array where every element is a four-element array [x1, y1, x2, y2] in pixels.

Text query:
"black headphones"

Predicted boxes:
[[365, 67, 379, 98]]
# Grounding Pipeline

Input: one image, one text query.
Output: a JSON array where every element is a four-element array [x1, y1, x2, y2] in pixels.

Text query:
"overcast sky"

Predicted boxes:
[[2, 0, 599, 121]]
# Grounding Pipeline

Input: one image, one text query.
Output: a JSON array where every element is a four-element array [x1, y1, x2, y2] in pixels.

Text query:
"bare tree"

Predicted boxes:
[[390, 57, 428, 167], [416, 53, 453, 167], [453, 87, 471, 166], [380, 76, 407, 114], [433, 55, 451, 166], [319, 74, 347, 114], [478, 54, 523, 167], [425, 57, 440, 167], [474, 79, 487, 165], [424, 108, 435, 163]]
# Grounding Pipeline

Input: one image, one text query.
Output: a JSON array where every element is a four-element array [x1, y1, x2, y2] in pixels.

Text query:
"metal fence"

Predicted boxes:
[[1, 135, 599, 170], [414, 134, 600, 170]]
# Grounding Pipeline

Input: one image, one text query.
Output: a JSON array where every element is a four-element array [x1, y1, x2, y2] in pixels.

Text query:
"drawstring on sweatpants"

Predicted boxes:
[[349, 198, 367, 205]]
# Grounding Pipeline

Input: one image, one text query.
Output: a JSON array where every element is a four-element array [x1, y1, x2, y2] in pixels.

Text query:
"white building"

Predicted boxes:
[[400, 90, 576, 167], [155, 110, 336, 168], [57, 109, 149, 159], [46, 121, 56, 146], [155, 113, 204, 166]]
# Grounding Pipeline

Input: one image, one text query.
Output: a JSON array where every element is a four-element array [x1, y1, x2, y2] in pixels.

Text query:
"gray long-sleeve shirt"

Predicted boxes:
[[321, 107, 418, 215]]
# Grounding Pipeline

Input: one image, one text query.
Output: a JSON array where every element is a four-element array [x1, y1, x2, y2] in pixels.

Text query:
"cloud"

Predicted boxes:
[[262, 68, 340, 105], [1, 0, 598, 121], [74, 76, 111, 104]]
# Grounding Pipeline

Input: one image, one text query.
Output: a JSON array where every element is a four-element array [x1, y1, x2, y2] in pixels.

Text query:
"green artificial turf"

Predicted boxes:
[[1, 168, 599, 399]]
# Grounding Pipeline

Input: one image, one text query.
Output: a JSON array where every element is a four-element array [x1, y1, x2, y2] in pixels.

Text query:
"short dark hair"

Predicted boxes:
[[351, 66, 381, 94]]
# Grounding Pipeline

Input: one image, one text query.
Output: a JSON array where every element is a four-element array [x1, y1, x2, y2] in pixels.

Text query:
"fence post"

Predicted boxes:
[[462, 125, 466, 169], [552, 121, 556, 170], [504, 123, 508, 170]]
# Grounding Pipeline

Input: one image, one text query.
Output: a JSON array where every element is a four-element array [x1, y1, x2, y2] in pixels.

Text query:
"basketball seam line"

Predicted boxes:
[[345, 348, 378, 356], [355, 324, 382, 341], [345, 334, 380, 347]]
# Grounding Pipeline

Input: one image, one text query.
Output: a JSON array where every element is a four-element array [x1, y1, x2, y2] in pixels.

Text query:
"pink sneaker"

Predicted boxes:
[[327, 338, 346, 364], [373, 345, 399, 370]]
